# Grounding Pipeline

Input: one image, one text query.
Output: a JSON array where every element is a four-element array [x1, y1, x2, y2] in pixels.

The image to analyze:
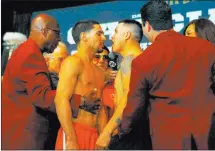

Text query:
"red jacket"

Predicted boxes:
[[2, 39, 56, 149], [121, 31, 215, 149]]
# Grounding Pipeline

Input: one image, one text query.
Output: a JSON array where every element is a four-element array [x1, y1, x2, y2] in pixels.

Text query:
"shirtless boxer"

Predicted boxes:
[[54, 20, 107, 150], [96, 19, 143, 149]]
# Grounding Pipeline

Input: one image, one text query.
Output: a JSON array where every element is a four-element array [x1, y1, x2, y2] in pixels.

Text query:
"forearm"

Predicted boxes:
[[97, 105, 108, 134], [55, 98, 77, 142], [102, 100, 126, 135]]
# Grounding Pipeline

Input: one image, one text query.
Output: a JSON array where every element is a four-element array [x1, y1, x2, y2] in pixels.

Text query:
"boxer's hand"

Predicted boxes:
[[96, 131, 111, 149], [66, 140, 79, 150]]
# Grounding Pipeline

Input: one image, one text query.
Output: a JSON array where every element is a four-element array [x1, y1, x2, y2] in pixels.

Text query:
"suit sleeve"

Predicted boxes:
[[211, 60, 215, 94], [21, 52, 56, 112], [120, 58, 150, 135]]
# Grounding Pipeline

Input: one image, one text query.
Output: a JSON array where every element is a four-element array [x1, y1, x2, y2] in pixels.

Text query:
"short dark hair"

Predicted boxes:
[[72, 20, 100, 44], [102, 45, 110, 54], [140, 0, 173, 30], [119, 19, 143, 43], [183, 18, 215, 45]]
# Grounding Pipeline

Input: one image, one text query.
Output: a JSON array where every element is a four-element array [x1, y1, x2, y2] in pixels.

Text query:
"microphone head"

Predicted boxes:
[[108, 52, 116, 60], [108, 52, 118, 70]]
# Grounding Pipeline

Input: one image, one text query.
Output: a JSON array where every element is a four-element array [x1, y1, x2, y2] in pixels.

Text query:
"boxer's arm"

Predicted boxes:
[[97, 100, 108, 134], [120, 60, 149, 135], [54, 56, 81, 147], [96, 63, 131, 148], [101, 72, 130, 136], [100, 56, 132, 135]]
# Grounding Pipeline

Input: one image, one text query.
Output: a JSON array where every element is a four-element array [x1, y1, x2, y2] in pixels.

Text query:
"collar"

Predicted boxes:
[[154, 30, 177, 42]]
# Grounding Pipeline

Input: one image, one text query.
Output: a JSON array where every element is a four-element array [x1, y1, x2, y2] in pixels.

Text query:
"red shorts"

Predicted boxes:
[[55, 122, 98, 150]]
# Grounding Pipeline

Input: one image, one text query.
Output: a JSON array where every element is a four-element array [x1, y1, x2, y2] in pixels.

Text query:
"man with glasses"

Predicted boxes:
[[2, 14, 61, 149], [55, 20, 107, 150]]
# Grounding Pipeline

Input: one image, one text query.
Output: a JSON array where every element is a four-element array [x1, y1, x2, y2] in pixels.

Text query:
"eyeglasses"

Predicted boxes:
[[47, 28, 61, 37], [94, 54, 109, 60]]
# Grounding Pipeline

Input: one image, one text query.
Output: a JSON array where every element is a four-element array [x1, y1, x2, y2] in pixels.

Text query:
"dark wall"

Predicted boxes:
[[1, 0, 115, 40]]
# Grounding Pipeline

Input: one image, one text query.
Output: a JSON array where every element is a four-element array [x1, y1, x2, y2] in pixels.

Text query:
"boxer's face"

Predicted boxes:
[[86, 24, 106, 54], [111, 23, 125, 53], [185, 23, 197, 37]]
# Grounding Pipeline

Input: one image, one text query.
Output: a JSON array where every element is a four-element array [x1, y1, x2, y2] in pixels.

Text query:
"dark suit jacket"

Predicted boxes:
[[121, 31, 215, 149], [44, 72, 60, 150], [2, 39, 56, 149]]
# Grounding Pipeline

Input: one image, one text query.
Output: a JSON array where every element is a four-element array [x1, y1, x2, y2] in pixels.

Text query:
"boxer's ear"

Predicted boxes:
[[80, 32, 87, 42]]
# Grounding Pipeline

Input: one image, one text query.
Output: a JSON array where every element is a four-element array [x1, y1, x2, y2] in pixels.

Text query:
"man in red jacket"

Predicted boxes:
[[2, 14, 60, 149], [119, 0, 215, 150]]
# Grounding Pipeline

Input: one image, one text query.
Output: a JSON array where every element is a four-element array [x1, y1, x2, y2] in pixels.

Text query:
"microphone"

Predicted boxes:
[[108, 52, 118, 71]]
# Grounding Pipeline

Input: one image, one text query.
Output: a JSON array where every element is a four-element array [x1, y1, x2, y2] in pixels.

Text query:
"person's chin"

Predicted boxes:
[[98, 64, 104, 68]]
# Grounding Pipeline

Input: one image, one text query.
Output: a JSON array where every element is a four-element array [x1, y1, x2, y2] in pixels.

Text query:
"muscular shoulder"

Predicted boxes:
[[63, 54, 83, 67], [64, 55, 82, 64], [60, 55, 84, 74]]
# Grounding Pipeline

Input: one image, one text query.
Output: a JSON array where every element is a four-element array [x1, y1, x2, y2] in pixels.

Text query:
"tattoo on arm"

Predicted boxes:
[[115, 117, 121, 124]]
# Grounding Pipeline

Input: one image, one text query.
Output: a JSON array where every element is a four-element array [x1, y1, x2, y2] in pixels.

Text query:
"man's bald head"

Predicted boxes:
[[30, 14, 61, 53], [31, 14, 59, 32]]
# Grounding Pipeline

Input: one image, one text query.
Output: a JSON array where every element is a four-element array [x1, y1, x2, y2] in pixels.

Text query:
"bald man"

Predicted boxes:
[[2, 14, 60, 149]]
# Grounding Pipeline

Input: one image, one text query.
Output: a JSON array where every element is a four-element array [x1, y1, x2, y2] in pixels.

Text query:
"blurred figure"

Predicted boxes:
[[92, 46, 117, 120], [120, 0, 215, 150], [43, 41, 69, 149], [184, 18, 215, 45], [44, 41, 69, 89], [1, 32, 27, 78], [96, 19, 144, 149], [2, 14, 60, 149], [184, 18, 215, 150]]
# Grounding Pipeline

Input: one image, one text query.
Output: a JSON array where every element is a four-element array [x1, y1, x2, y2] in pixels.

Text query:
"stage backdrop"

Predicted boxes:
[[32, 0, 215, 54]]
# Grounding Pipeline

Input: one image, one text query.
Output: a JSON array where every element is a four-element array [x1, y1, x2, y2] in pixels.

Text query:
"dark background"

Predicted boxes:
[[1, 0, 115, 46], [1, 0, 114, 75]]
